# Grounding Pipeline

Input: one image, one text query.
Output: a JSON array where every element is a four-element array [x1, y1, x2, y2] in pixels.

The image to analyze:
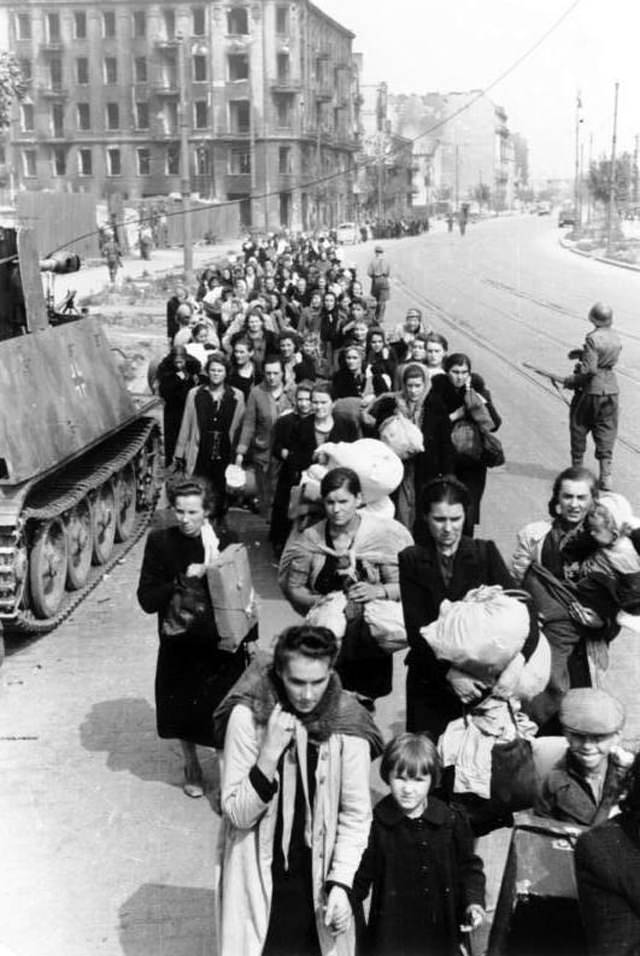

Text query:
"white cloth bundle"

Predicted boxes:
[[420, 585, 529, 682], [378, 415, 424, 460], [364, 599, 408, 653], [305, 591, 348, 640]]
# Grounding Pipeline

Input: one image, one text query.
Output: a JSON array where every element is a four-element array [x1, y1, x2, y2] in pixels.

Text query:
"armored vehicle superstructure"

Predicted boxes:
[[0, 226, 162, 633]]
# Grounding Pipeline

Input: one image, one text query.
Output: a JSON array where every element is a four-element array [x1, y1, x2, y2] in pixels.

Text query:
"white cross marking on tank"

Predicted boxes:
[[69, 352, 87, 396]]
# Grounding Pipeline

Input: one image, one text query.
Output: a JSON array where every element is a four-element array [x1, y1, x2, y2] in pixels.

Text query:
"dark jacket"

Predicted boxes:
[[536, 751, 629, 827], [352, 794, 485, 956], [575, 813, 640, 956], [420, 372, 500, 482], [399, 537, 513, 737]]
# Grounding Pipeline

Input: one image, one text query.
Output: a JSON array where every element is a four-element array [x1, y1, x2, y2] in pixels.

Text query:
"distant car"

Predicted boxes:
[[558, 207, 576, 227], [336, 221, 359, 244], [536, 201, 551, 216]]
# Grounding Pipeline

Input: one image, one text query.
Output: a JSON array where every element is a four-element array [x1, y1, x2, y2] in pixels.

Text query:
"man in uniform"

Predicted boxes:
[[563, 302, 621, 491], [366, 244, 391, 323]]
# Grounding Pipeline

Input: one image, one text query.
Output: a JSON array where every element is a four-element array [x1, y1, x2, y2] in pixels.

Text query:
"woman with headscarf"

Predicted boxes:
[[156, 345, 202, 465], [213, 624, 383, 956]]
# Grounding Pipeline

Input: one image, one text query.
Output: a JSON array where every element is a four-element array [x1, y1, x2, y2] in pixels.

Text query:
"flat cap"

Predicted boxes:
[[559, 688, 625, 735], [374, 244, 384, 252]]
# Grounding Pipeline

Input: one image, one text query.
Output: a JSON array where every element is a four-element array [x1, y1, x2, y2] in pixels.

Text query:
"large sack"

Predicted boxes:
[[378, 414, 424, 460], [316, 438, 404, 502], [420, 585, 529, 682]]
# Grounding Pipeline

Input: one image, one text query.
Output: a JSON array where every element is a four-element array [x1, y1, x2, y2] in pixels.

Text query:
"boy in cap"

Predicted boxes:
[[536, 687, 633, 826], [563, 302, 621, 491]]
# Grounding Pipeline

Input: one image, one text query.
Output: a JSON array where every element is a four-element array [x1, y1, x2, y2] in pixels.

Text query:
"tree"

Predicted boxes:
[[587, 152, 634, 207], [0, 51, 26, 129]]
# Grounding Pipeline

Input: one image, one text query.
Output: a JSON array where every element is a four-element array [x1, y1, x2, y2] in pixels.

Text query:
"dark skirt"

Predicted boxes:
[[155, 635, 247, 746], [336, 614, 392, 701]]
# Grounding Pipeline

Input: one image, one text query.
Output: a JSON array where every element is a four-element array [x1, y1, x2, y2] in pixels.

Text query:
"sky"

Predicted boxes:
[[316, 0, 640, 181]]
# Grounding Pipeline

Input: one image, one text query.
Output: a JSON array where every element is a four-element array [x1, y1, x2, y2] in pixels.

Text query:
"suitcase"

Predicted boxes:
[[488, 812, 587, 956], [207, 544, 258, 653]]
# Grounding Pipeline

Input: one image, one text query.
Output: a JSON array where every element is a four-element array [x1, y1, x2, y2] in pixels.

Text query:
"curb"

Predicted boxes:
[[559, 237, 640, 273]]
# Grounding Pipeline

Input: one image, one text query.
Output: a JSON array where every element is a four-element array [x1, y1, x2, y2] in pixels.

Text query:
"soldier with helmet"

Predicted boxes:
[[563, 302, 621, 491]]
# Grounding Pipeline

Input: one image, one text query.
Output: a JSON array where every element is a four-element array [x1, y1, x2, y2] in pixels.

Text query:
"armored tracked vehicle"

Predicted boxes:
[[0, 225, 163, 634]]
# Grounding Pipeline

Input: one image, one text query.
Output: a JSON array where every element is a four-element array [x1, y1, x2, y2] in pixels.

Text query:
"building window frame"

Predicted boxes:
[[78, 147, 92, 176], [22, 149, 37, 178], [166, 143, 180, 176], [194, 100, 208, 129], [132, 10, 146, 38], [46, 12, 61, 42], [106, 147, 122, 177], [275, 5, 289, 34], [135, 101, 150, 130], [20, 102, 34, 132], [76, 58, 89, 85], [193, 54, 207, 82], [137, 147, 151, 176], [103, 11, 116, 37], [16, 14, 32, 40], [134, 57, 147, 83], [192, 7, 206, 36], [229, 148, 251, 175], [106, 103, 120, 131], [74, 11, 87, 39], [104, 57, 118, 85], [77, 103, 91, 130], [52, 146, 66, 177]]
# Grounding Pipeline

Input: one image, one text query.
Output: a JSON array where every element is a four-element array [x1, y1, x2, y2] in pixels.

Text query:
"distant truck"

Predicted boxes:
[[536, 201, 552, 216]]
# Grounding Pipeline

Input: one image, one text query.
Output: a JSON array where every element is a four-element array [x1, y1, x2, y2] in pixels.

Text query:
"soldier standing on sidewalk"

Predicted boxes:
[[563, 302, 621, 491], [367, 245, 391, 323]]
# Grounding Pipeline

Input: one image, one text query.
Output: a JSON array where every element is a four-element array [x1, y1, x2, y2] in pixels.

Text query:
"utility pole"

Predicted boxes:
[[634, 134, 639, 205], [605, 82, 619, 258], [177, 34, 193, 283], [574, 92, 582, 231], [455, 144, 460, 210], [586, 132, 593, 225]]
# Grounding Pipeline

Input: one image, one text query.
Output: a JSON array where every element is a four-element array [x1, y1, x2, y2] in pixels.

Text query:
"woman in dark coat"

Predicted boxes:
[[331, 345, 368, 400], [136, 478, 249, 797], [173, 353, 245, 523], [399, 476, 513, 739], [419, 352, 501, 536], [574, 751, 640, 956], [156, 345, 201, 465], [288, 381, 360, 481]]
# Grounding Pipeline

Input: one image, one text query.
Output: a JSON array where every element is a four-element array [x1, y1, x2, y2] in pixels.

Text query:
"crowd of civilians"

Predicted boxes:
[[137, 230, 640, 956]]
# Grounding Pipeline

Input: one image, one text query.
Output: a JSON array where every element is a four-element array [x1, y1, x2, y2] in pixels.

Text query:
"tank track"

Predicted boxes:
[[0, 418, 162, 635]]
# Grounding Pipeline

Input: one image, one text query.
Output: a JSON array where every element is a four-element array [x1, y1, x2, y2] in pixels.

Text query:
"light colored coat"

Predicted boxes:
[[511, 519, 552, 584], [214, 703, 372, 956], [173, 385, 245, 475]]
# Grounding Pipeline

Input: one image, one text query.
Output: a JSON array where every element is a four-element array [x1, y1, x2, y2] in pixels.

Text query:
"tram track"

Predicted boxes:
[[393, 273, 640, 459]]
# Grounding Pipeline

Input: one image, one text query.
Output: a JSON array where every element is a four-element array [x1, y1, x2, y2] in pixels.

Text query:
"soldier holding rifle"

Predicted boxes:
[[524, 302, 621, 491]]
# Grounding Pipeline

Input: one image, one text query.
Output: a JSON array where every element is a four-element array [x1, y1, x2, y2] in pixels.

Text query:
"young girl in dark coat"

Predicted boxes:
[[352, 733, 485, 956]]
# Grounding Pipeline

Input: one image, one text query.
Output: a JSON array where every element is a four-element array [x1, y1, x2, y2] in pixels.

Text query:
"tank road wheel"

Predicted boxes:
[[91, 480, 116, 565], [65, 500, 93, 590], [29, 518, 68, 619], [114, 464, 137, 542]]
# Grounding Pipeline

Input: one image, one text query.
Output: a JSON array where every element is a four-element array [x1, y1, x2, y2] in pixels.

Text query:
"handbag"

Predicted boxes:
[[490, 701, 540, 811], [450, 418, 483, 463], [161, 573, 213, 639], [480, 430, 506, 468]]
